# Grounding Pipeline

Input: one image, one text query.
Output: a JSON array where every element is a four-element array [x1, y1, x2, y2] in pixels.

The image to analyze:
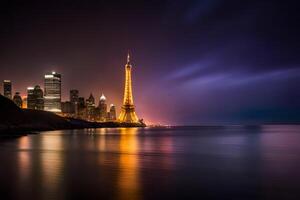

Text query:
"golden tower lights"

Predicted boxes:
[[118, 53, 139, 123]]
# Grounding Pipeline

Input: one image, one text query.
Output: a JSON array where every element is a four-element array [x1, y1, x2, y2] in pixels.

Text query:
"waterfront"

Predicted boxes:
[[0, 126, 300, 200]]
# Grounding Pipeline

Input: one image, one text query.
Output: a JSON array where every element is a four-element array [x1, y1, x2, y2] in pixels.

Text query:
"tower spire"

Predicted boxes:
[[127, 52, 130, 64]]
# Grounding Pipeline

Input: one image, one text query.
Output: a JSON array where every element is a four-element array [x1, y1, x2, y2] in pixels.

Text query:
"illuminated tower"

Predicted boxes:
[[118, 54, 139, 123]]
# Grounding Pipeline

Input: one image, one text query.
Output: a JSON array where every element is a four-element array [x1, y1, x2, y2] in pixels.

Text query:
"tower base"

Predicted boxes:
[[118, 105, 139, 123]]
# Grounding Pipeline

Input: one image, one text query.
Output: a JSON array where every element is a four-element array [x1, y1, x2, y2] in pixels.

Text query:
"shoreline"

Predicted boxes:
[[0, 121, 146, 139]]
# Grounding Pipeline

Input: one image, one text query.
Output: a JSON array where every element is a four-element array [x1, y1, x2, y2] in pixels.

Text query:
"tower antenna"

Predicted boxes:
[[127, 51, 130, 64]]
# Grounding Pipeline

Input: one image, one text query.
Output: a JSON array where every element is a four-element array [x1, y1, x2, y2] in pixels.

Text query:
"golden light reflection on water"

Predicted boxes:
[[18, 136, 31, 150], [16, 128, 176, 200], [118, 128, 141, 200], [98, 135, 106, 151], [18, 137, 31, 185], [17, 132, 64, 199], [40, 133, 63, 189]]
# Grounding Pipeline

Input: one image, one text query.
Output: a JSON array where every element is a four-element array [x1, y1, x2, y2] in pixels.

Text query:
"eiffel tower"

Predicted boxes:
[[118, 53, 139, 123]]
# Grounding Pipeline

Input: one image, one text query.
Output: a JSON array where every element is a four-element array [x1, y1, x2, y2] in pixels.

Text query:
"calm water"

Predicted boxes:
[[1, 126, 300, 200]]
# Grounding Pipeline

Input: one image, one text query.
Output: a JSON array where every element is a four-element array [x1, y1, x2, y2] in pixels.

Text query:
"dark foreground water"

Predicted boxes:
[[1, 125, 300, 200]]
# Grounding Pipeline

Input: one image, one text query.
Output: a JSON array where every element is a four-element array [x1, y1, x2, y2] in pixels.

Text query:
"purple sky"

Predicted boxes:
[[0, 0, 300, 125]]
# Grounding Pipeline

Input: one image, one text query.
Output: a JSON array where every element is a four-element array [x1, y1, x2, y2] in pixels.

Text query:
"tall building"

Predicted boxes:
[[109, 104, 117, 121], [13, 92, 23, 108], [118, 54, 139, 123], [70, 89, 79, 103], [78, 97, 85, 107], [98, 94, 107, 121], [44, 71, 61, 112], [27, 87, 35, 109], [77, 97, 86, 119], [61, 101, 74, 115], [86, 93, 95, 120], [3, 80, 12, 99], [86, 93, 95, 107], [34, 85, 44, 110], [27, 85, 44, 110], [70, 89, 79, 114]]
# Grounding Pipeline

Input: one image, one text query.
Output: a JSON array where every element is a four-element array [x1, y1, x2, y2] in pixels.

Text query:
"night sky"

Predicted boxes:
[[0, 0, 300, 125]]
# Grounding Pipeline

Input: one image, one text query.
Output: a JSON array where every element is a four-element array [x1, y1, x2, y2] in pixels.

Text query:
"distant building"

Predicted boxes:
[[107, 112, 111, 121], [13, 92, 23, 108], [34, 85, 44, 110], [94, 107, 101, 121], [3, 80, 12, 99], [61, 101, 74, 116], [70, 89, 79, 114], [98, 94, 107, 122], [86, 93, 95, 120], [78, 97, 85, 107], [44, 71, 61, 112], [27, 87, 35, 109], [109, 104, 117, 121], [86, 93, 95, 106], [22, 97, 27, 109], [27, 85, 44, 110], [70, 89, 79, 104], [77, 97, 86, 119]]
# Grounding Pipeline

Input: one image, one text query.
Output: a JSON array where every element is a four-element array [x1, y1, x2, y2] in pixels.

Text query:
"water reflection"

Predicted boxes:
[[18, 136, 31, 150], [40, 133, 63, 192], [118, 128, 141, 200], [259, 125, 300, 199], [18, 137, 31, 188], [17, 132, 65, 199], [8, 126, 300, 200]]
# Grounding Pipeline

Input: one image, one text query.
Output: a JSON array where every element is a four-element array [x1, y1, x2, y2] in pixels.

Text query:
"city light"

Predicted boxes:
[[2, 54, 144, 125]]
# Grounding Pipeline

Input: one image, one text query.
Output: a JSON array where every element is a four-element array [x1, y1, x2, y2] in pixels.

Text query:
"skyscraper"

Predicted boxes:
[[86, 93, 95, 107], [70, 89, 79, 104], [76, 97, 86, 119], [13, 92, 23, 108], [27, 85, 44, 110], [44, 71, 61, 112], [109, 104, 117, 121], [3, 80, 12, 99], [27, 87, 35, 109], [78, 97, 85, 107], [70, 89, 79, 114], [118, 54, 139, 123], [86, 93, 95, 120], [98, 94, 107, 121], [61, 101, 74, 115], [34, 85, 44, 110]]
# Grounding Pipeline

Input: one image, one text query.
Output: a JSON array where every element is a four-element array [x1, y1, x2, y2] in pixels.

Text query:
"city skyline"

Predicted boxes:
[[1, 75, 123, 120], [0, 2, 299, 200], [0, 0, 300, 125], [1, 54, 141, 124], [0, 72, 120, 106], [0, 67, 132, 122]]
